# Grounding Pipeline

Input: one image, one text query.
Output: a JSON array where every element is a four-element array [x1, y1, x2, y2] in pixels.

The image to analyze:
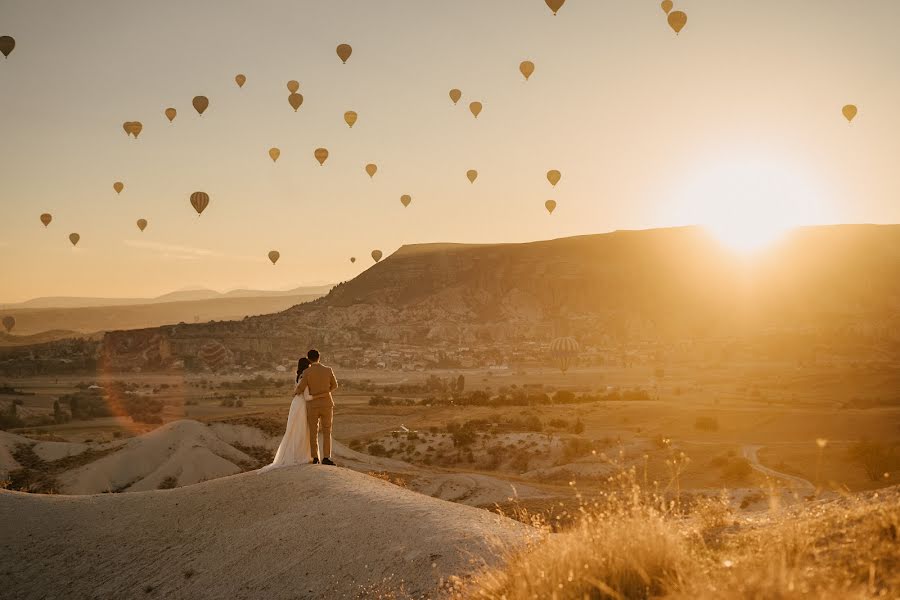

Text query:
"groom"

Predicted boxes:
[[295, 348, 338, 465]]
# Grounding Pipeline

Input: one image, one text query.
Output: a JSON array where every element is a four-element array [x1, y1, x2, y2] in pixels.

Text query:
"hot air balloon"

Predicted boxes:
[[336, 43, 352, 64], [365, 163, 377, 178], [520, 61, 535, 81], [449, 89, 462, 105], [190, 192, 210, 216], [547, 170, 561, 186], [288, 93, 303, 111], [2, 316, 14, 333], [164, 108, 177, 123], [137, 219, 148, 232], [235, 74, 246, 88], [344, 111, 358, 128], [469, 101, 483, 118], [287, 80, 299, 93], [842, 104, 858, 123], [350, 257, 356, 263], [113, 182, 124, 194], [549, 336, 580, 373], [269, 147, 281, 163], [40, 213, 52, 227], [545, 0, 565, 15], [661, 0, 673, 14], [192, 96, 209, 115], [400, 194, 411, 207], [466, 170, 478, 183], [314, 148, 329, 166], [667, 10, 687, 34], [69, 233, 80, 247], [128, 121, 143, 139], [122, 122, 132, 136], [371, 249, 383, 263], [545, 200, 557, 214], [0, 36, 15, 58], [268, 250, 280, 265]]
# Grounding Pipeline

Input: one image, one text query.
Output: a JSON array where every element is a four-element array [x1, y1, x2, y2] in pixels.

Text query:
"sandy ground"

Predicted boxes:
[[0, 466, 530, 599], [9, 418, 552, 506]]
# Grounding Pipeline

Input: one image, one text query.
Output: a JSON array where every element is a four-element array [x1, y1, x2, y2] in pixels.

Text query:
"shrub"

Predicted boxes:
[[367, 443, 388, 457], [158, 476, 178, 490], [694, 416, 719, 431], [849, 440, 899, 481]]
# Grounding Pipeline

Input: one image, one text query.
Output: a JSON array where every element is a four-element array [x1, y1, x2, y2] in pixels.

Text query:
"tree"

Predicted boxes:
[[849, 441, 898, 482], [53, 400, 66, 424]]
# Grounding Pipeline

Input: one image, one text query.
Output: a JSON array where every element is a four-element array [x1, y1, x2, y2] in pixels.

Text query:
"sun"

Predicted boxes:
[[670, 156, 832, 254]]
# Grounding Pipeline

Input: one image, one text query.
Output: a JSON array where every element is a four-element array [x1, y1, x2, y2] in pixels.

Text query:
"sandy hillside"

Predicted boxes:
[[57, 420, 254, 494], [1, 430, 94, 477], [24, 419, 549, 505], [0, 466, 529, 599]]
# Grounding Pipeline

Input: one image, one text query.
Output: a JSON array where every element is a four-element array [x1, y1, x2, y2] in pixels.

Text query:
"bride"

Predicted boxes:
[[259, 357, 313, 471]]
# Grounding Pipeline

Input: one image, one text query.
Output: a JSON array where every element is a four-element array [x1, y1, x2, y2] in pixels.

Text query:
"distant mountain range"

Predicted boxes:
[[1, 285, 334, 310], [0, 285, 333, 342]]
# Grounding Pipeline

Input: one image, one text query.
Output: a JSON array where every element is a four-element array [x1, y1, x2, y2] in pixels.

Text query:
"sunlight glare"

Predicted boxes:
[[674, 156, 831, 254]]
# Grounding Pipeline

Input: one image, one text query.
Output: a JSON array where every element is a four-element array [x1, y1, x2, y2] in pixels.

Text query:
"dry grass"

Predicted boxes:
[[367, 471, 411, 488], [459, 465, 900, 600]]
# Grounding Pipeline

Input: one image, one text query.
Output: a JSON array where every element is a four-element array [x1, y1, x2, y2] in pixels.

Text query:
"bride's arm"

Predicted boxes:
[[293, 372, 308, 397]]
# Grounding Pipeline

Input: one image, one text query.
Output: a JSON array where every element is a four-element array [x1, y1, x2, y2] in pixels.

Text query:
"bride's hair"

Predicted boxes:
[[296, 357, 312, 383]]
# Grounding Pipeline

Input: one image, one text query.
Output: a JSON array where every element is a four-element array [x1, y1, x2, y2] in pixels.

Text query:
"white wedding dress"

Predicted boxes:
[[259, 389, 313, 472]]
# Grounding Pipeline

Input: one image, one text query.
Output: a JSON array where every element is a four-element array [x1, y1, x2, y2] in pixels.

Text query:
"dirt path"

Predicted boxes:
[[741, 444, 815, 492]]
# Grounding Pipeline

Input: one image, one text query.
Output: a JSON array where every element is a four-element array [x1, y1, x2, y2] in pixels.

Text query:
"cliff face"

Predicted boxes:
[[48, 225, 900, 372]]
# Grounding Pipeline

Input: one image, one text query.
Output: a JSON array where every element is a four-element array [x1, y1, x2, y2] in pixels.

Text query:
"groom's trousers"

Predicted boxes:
[[307, 403, 334, 459]]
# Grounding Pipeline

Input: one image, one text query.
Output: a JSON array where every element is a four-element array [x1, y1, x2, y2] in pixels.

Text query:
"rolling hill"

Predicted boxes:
[[0, 466, 528, 599], [0, 287, 331, 341], [3, 225, 899, 373]]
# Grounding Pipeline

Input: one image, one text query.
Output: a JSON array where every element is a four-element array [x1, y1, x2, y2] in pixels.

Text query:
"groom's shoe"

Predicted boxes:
[[321, 457, 336, 466], [312, 457, 319, 464]]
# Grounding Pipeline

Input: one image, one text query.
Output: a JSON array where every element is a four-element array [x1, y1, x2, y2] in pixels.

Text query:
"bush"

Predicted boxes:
[[561, 438, 598, 462], [367, 443, 388, 457], [849, 440, 899, 481], [722, 457, 753, 481], [694, 416, 719, 432], [158, 476, 178, 490]]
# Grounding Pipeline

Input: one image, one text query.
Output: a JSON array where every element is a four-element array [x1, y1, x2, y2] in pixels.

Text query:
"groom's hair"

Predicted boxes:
[[307, 349, 320, 363]]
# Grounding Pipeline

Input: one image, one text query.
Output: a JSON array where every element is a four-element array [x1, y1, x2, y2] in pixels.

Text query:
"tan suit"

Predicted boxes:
[[295, 362, 338, 459]]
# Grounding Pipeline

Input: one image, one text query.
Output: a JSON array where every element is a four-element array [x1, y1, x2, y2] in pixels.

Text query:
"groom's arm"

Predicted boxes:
[[328, 368, 338, 393]]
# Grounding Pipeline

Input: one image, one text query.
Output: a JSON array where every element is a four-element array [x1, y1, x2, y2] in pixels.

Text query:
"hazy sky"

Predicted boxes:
[[2, 0, 900, 302]]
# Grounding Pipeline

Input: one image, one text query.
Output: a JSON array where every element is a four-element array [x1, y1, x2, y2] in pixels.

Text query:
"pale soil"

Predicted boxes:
[[0, 466, 529, 599], [6, 418, 552, 507], [57, 420, 255, 494]]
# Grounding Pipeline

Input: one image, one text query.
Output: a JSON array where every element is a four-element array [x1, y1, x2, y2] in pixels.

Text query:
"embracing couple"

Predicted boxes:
[[261, 349, 338, 471]]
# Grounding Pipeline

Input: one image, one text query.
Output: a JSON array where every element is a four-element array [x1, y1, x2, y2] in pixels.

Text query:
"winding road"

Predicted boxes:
[[741, 444, 815, 492]]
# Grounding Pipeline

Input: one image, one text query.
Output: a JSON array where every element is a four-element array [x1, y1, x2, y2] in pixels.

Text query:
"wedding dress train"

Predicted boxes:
[[259, 389, 313, 472]]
